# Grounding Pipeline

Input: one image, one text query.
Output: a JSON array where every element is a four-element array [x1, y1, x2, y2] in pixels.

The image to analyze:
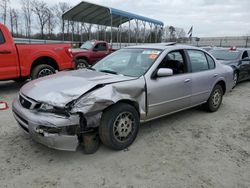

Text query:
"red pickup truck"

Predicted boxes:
[[0, 23, 74, 81], [72, 40, 114, 69]]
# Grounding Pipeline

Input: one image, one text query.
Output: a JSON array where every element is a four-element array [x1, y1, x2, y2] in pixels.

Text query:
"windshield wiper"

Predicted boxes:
[[99, 69, 118, 75]]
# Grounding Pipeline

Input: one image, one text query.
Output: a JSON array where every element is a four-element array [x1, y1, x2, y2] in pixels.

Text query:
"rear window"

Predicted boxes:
[[210, 50, 241, 61], [0, 30, 5, 44]]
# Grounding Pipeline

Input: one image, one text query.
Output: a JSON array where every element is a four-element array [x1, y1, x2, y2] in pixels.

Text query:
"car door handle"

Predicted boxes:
[[0, 50, 11, 54], [213, 74, 218, 77], [184, 79, 191, 83]]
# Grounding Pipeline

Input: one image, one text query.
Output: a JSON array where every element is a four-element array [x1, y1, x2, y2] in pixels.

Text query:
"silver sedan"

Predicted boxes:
[[12, 44, 234, 152]]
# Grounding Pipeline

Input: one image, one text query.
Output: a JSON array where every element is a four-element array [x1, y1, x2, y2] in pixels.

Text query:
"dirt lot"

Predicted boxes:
[[0, 80, 250, 188]]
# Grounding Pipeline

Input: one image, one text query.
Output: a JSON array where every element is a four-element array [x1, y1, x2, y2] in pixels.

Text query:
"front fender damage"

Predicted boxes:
[[71, 78, 146, 128]]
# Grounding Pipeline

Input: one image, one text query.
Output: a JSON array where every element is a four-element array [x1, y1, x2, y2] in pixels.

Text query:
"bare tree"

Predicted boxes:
[[54, 2, 70, 40], [21, 0, 32, 38], [46, 7, 56, 37], [9, 8, 14, 33], [0, 0, 10, 25], [12, 9, 19, 36], [31, 0, 50, 39], [82, 23, 93, 40]]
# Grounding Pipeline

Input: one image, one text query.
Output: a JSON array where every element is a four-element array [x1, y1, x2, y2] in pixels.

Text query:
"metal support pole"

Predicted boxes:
[[135, 19, 139, 45], [119, 16, 122, 48], [128, 19, 131, 44], [80, 23, 83, 43], [143, 21, 146, 43], [155, 25, 157, 43], [149, 23, 152, 43], [62, 19, 65, 41], [110, 13, 113, 47]]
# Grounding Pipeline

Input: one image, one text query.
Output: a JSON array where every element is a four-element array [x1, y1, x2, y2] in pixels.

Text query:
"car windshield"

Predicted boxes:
[[80, 41, 95, 50], [210, 49, 241, 61], [92, 48, 162, 77]]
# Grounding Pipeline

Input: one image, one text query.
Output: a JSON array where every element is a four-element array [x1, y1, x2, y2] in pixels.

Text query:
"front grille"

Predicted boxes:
[[19, 95, 32, 109], [19, 94, 41, 110]]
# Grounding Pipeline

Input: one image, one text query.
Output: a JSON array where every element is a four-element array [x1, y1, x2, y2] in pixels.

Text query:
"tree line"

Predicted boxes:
[[0, 0, 188, 43]]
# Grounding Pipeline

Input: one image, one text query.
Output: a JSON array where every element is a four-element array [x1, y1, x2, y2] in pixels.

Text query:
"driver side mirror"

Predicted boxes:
[[0, 101, 8, 110], [93, 48, 98, 52], [157, 68, 173, 77]]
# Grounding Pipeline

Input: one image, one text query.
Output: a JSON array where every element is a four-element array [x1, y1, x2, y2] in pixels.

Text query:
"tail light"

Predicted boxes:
[[230, 46, 237, 51], [0, 101, 8, 110]]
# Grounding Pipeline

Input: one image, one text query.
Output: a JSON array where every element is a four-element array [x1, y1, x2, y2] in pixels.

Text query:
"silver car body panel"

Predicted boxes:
[[12, 44, 234, 151]]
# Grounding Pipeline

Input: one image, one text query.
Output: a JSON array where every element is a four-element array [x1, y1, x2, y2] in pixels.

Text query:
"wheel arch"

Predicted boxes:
[[31, 56, 58, 74], [108, 99, 140, 117], [215, 80, 226, 95], [75, 55, 89, 63]]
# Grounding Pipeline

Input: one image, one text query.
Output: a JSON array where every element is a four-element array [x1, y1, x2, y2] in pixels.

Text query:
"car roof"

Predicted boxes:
[[125, 43, 204, 51]]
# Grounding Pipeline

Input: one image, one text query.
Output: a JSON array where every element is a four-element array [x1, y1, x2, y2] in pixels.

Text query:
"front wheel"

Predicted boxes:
[[99, 103, 140, 150], [204, 85, 223, 112]]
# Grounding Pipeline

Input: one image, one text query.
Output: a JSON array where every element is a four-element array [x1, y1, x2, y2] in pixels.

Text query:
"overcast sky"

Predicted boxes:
[[11, 0, 250, 37]]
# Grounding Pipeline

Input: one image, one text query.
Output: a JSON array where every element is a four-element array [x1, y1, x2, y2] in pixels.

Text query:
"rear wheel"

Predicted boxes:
[[31, 64, 56, 80], [204, 85, 223, 112], [232, 71, 238, 88], [99, 103, 140, 150]]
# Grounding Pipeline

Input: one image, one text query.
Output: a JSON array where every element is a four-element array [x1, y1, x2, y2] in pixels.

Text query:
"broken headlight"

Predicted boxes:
[[39, 103, 69, 116], [40, 103, 54, 111]]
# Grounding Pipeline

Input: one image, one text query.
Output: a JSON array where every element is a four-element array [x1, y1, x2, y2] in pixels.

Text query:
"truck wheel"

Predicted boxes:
[[75, 59, 89, 69], [99, 103, 140, 150], [204, 85, 223, 112], [31, 64, 55, 80]]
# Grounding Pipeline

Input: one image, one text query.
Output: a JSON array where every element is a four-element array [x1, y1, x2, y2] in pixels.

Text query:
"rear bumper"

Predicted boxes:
[[12, 97, 79, 151]]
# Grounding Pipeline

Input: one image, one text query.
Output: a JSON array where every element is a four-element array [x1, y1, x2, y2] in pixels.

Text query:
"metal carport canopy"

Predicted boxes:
[[62, 1, 164, 27]]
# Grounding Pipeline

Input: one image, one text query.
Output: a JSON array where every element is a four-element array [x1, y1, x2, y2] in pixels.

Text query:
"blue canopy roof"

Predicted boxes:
[[62, 1, 164, 27]]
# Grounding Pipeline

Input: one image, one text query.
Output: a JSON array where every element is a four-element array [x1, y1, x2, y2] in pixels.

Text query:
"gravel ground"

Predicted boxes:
[[0, 80, 250, 188]]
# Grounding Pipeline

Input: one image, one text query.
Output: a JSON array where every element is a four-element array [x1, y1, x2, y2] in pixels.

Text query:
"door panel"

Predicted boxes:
[[186, 50, 217, 105], [146, 74, 192, 119], [0, 30, 18, 80]]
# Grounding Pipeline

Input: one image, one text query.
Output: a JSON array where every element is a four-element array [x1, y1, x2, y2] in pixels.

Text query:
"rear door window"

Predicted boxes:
[[187, 50, 209, 72], [0, 30, 5, 44], [206, 54, 215, 69]]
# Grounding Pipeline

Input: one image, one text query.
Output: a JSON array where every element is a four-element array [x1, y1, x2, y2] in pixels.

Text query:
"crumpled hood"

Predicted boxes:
[[21, 69, 134, 107]]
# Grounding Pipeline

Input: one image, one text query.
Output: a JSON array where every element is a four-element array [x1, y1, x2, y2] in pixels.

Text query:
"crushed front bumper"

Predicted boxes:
[[12, 97, 80, 151]]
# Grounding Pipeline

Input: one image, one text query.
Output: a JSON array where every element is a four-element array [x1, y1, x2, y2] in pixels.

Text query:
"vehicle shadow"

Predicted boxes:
[[0, 81, 26, 96]]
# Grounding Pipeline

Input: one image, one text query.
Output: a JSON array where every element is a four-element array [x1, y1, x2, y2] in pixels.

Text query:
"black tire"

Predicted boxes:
[[82, 133, 100, 154], [232, 71, 238, 88], [204, 85, 223, 112], [31, 64, 56, 80], [99, 103, 140, 150], [75, 59, 89, 69]]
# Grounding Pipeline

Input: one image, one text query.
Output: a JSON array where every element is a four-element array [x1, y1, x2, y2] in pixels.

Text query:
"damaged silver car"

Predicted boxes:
[[12, 44, 234, 152]]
